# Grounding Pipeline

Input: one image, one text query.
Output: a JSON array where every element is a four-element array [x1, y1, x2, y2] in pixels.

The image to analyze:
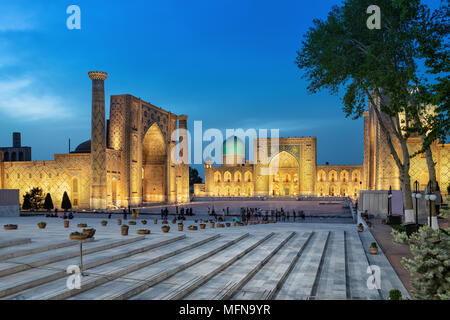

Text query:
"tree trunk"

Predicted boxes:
[[400, 164, 414, 223], [421, 136, 438, 227], [369, 96, 414, 223]]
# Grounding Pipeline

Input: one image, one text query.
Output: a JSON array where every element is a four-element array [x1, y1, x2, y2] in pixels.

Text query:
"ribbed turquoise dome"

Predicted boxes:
[[223, 136, 245, 155]]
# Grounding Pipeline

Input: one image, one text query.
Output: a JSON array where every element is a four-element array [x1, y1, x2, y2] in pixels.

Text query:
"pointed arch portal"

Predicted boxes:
[[142, 123, 167, 203], [268, 151, 300, 197]]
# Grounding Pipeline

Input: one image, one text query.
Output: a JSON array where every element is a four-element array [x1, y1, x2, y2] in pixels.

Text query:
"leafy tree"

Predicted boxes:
[[189, 167, 203, 186], [295, 0, 448, 223], [61, 191, 72, 212], [43, 193, 54, 212], [392, 226, 449, 300], [23, 187, 44, 211], [22, 193, 32, 210]]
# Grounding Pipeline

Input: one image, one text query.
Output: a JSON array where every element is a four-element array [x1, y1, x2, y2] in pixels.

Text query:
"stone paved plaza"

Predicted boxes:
[[0, 212, 409, 300]]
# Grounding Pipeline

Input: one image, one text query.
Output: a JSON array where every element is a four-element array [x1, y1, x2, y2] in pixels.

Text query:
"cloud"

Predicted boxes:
[[0, 4, 38, 32], [0, 77, 73, 121]]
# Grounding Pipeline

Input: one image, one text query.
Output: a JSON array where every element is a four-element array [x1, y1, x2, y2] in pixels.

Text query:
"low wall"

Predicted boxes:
[[358, 191, 388, 217], [0, 189, 20, 217], [358, 190, 430, 219]]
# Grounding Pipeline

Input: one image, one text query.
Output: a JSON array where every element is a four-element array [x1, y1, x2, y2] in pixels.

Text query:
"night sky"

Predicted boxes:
[[0, 0, 443, 177]]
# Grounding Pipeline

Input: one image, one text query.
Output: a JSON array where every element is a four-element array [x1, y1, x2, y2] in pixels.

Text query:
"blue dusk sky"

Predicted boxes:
[[0, 0, 444, 176]]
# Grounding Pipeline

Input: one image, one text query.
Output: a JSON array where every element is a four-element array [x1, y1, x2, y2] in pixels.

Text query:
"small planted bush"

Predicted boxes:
[[389, 289, 402, 300]]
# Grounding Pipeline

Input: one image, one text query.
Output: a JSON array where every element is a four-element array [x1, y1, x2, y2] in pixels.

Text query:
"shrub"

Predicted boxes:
[[370, 242, 377, 248], [61, 192, 72, 212], [392, 226, 450, 300], [43, 193, 54, 211], [389, 289, 402, 300], [22, 188, 44, 210], [22, 194, 32, 210], [390, 224, 406, 233]]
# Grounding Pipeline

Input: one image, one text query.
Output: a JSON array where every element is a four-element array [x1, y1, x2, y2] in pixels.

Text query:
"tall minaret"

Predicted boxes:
[[88, 71, 108, 209]]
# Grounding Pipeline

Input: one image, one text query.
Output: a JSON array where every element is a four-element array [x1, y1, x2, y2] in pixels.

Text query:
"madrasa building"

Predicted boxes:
[[0, 71, 190, 210], [194, 104, 449, 200], [0, 71, 448, 210]]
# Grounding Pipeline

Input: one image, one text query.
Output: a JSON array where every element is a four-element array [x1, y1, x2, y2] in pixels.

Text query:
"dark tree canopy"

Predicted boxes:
[[296, 0, 448, 145], [189, 167, 203, 186], [43, 193, 54, 211], [22, 187, 44, 211], [61, 191, 72, 212], [22, 193, 32, 210]]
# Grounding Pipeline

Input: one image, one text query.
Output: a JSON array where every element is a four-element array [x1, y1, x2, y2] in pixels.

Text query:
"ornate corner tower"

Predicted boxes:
[[176, 115, 190, 203], [88, 71, 108, 209]]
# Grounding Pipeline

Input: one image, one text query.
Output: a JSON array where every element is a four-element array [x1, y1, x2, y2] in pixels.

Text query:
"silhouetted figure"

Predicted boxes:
[[108, 213, 112, 219]]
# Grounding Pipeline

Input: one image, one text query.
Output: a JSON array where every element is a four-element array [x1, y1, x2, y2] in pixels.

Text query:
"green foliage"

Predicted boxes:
[[296, 0, 448, 160], [22, 193, 32, 210], [189, 167, 203, 186], [390, 224, 407, 233], [389, 289, 402, 300], [43, 193, 54, 211], [392, 226, 450, 300], [22, 188, 44, 211], [370, 242, 378, 248], [61, 192, 72, 212]]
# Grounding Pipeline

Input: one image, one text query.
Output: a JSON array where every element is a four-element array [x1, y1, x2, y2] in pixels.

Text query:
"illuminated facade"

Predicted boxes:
[[195, 137, 364, 198], [195, 104, 449, 199], [0, 71, 190, 210]]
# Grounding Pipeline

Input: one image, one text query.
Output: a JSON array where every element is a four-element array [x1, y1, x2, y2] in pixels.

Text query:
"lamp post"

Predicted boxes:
[[412, 180, 422, 228], [425, 181, 437, 229], [388, 186, 392, 217]]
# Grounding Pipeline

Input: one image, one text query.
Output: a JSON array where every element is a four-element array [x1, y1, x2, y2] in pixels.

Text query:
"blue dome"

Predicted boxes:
[[222, 136, 245, 155]]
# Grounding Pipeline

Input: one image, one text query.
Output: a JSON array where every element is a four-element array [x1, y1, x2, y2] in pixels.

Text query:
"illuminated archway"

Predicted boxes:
[[142, 123, 167, 203], [244, 171, 252, 182], [111, 178, 118, 204], [329, 170, 337, 183], [224, 171, 232, 183], [71, 177, 79, 207], [340, 170, 349, 183], [317, 170, 326, 182], [352, 170, 360, 183], [268, 151, 299, 197]]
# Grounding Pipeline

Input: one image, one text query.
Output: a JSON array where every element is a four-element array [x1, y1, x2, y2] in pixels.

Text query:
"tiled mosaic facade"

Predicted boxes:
[[197, 137, 364, 198], [363, 101, 449, 198], [195, 105, 449, 199], [0, 72, 190, 210]]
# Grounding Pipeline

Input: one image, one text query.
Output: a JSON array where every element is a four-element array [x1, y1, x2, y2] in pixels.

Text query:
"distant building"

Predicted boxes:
[[0, 133, 31, 162]]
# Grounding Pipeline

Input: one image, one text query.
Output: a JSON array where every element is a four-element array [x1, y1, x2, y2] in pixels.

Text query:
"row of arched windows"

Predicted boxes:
[[318, 186, 360, 197], [317, 170, 360, 183], [214, 171, 252, 183], [272, 174, 298, 183]]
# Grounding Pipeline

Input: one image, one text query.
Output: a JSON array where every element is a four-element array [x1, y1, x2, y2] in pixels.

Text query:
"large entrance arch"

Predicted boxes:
[[268, 151, 299, 197], [142, 123, 167, 202]]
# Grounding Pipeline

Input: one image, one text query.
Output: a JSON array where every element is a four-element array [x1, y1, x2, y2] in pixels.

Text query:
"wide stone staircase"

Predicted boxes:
[[0, 224, 404, 300]]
